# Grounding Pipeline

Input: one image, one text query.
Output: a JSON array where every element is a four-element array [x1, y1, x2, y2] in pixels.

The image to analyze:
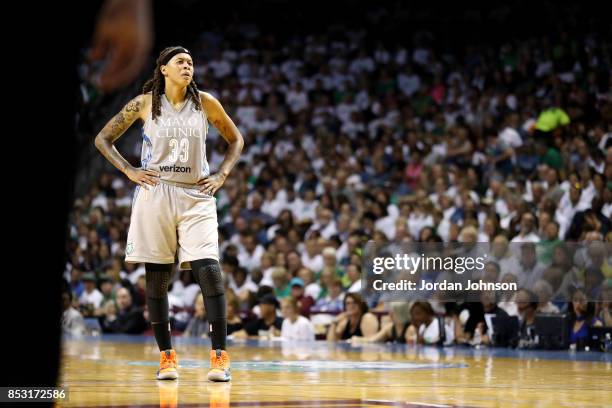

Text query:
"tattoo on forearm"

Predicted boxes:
[[202, 94, 244, 177], [95, 96, 143, 174], [125, 99, 142, 113], [109, 112, 127, 136], [210, 118, 233, 139]]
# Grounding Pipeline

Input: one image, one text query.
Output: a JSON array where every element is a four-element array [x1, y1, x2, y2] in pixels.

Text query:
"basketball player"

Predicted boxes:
[[94, 46, 243, 382]]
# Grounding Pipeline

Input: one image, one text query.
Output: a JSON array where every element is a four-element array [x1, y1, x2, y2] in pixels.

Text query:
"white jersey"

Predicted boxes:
[[141, 94, 210, 185]]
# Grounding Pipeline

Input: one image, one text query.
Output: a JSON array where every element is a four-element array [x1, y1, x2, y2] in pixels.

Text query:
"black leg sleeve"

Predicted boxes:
[[145, 263, 173, 351], [191, 258, 227, 350]]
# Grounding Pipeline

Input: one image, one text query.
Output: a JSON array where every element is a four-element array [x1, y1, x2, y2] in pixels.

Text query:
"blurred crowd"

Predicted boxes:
[[64, 5, 612, 350]]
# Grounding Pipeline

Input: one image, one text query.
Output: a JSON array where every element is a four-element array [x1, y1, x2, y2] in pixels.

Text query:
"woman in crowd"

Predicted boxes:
[[327, 293, 379, 341], [350, 302, 412, 343], [569, 287, 603, 348], [407, 301, 454, 345]]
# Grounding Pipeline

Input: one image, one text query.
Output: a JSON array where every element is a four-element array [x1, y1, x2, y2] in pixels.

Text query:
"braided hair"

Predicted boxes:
[[142, 46, 203, 121]]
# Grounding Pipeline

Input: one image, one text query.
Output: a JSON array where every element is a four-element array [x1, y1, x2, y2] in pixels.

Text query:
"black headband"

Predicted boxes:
[[160, 47, 191, 65]]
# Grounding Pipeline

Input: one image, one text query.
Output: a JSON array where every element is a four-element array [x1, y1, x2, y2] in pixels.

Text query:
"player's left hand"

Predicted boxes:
[[197, 173, 227, 195]]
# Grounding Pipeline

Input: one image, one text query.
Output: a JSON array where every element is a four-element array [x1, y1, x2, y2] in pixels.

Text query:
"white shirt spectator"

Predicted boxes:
[[499, 127, 523, 148], [376, 214, 398, 240], [318, 221, 338, 240], [515, 262, 546, 289], [79, 288, 104, 309], [261, 197, 285, 219], [170, 281, 201, 307], [304, 282, 322, 300], [418, 317, 454, 345], [128, 264, 146, 285], [62, 307, 85, 336], [235, 106, 257, 129], [495, 255, 521, 281], [349, 55, 375, 74], [511, 231, 541, 244], [348, 280, 362, 293], [397, 71, 421, 96], [115, 195, 132, 208], [208, 58, 232, 78], [341, 118, 365, 139], [292, 198, 318, 222], [286, 88, 309, 113], [168, 292, 189, 323], [91, 193, 108, 211], [301, 253, 323, 274], [335, 101, 359, 124], [539, 302, 560, 314], [555, 192, 590, 238], [228, 275, 259, 297], [407, 213, 434, 239], [499, 299, 519, 317], [603, 201, 612, 219], [238, 245, 265, 271], [281, 315, 315, 341], [598, 132, 612, 152]]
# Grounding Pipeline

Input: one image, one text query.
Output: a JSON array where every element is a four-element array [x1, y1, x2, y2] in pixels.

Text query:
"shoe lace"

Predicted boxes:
[[160, 351, 176, 369], [212, 351, 229, 370]]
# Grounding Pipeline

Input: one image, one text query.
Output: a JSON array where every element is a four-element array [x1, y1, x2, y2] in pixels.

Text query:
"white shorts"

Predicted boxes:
[[125, 181, 219, 270]]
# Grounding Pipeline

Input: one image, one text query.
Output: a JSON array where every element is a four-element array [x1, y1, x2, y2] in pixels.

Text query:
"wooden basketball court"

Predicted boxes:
[[57, 336, 612, 407]]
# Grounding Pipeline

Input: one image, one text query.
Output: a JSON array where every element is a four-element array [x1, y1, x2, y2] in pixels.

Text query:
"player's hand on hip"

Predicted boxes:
[[197, 173, 226, 195], [126, 167, 160, 187]]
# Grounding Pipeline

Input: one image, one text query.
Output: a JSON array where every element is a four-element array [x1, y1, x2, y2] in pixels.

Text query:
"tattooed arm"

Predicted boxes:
[[94, 94, 159, 187], [197, 91, 244, 195]]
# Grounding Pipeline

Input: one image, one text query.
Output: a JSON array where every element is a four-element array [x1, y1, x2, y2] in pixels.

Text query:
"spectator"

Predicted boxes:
[[98, 275, 116, 307], [233, 294, 283, 339], [297, 267, 322, 300], [471, 291, 510, 346], [511, 212, 540, 243], [280, 298, 315, 341], [61, 290, 85, 336], [569, 287, 603, 348], [515, 243, 546, 289], [237, 233, 265, 271], [346, 264, 362, 293], [271, 267, 291, 299], [351, 302, 412, 344], [229, 266, 258, 305], [79, 273, 104, 317], [327, 293, 378, 341], [99, 287, 147, 334], [533, 280, 560, 314], [407, 301, 453, 345], [226, 296, 244, 335], [301, 239, 324, 273], [288, 277, 314, 317], [313, 278, 345, 313], [516, 289, 539, 349], [183, 294, 208, 338], [170, 270, 200, 308], [69, 268, 84, 299]]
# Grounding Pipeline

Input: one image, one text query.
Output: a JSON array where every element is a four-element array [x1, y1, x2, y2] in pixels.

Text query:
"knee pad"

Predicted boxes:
[[191, 258, 225, 297], [145, 263, 172, 299]]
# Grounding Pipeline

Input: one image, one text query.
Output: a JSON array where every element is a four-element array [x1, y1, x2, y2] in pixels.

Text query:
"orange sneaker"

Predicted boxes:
[[208, 349, 231, 382], [157, 349, 179, 380]]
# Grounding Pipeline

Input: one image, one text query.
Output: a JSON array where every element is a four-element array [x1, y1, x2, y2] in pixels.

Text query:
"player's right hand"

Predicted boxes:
[[126, 167, 160, 187]]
